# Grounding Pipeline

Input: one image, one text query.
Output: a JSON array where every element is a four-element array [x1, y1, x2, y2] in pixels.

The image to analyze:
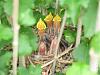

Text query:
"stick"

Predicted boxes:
[[95, 0, 100, 33], [12, 0, 19, 74], [55, 0, 59, 14], [41, 46, 73, 68], [41, 59, 55, 68], [58, 59, 73, 64], [75, 15, 82, 47], [52, 11, 67, 75], [28, 56, 35, 67], [19, 56, 26, 67], [57, 45, 74, 58]]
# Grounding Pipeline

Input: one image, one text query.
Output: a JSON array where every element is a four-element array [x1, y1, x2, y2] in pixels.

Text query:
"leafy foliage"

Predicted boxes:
[[0, 0, 100, 74], [0, 0, 4, 16], [0, 24, 12, 41], [18, 65, 42, 75], [72, 41, 89, 64], [19, 9, 36, 26], [90, 32, 100, 53], [82, 0, 98, 38], [33, 11, 44, 23], [19, 27, 38, 56], [0, 51, 12, 75], [28, 65, 42, 75], [18, 66, 29, 75], [66, 63, 97, 75], [60, 0, 90, 25], [64, 29, 76, 44], [19, 0, 36, 26], [4, 0, 36, 26], [4, 0, 13, 16], [33, 0, 53, 8]]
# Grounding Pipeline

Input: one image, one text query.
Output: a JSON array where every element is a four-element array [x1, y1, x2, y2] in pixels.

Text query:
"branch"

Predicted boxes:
[[41, 46, 73, 68], [89, 48, 99, 73], [12, 0, 20, 75], [75, 15, 82, 47], [52, 11, 67, 75], [55, 0, 59, 14], [89, 0, 100, 73], [19, 56, 26, 67], [95, 0, 100, 33]]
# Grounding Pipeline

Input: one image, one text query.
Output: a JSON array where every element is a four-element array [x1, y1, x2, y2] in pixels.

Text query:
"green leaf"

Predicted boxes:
[[33, 11, 44, 23], [0, 40, 11, 49], [82, 0, 98, 38], [28, 65, 42, 75], [60, 0, 90, 9], [4, 0, 13, 16], [19, 0, 36, 26], [19, 0, 33, 12], [59, 9, 65, 18], [0, 24, 12, 41], [47, 8, 54, 13], [19, 27, 38, 56], [4, 0, 36, 26], [29, 34, 38, 51], [66, 63, 80, 75], [64, 29, 76, 44], [0, 0, 4, 16], [98, 67, 100, 75], [45, 0, 53, 7], [0, 52, 12, 69], [19, 34, 33, 56], [0, 20, 1, 24], [33, 0, 53, 8], [56, 72, 65, 75], [79, 0, 90, 8], [18, 65, 42, 75], [20, 27, 38, 51], [66, 63, 97, 75], [4, 0, 34, 16], [60, 0, 90, 25], [18, 66, 29, 75], [0, 69, 9, 75], [72, 41, 89, 64], [19, 9, 36, 26], [67, 3, 80, 25], [90, 32, 100, 53]]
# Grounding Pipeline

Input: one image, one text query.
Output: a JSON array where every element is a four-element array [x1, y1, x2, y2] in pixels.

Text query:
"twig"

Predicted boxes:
[[41, 46, 74, 68], [58, 59, 73, 64], [95, 0, 100, 33], [55, 0, 59, 14], [75, 15, 82, 47], [28, 56, 35, 67], [57, 45, 74, 58], [19, 56, 26, 67], [52, 11, 67, 75], [12, 0, 19, 74], [41, 59, 55, 68]]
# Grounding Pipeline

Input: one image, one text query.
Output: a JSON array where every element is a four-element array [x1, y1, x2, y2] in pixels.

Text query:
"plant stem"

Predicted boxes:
[[75, 15, 82, 47], [89, 0, 100, 73], [95, 0, 100, 33], [55, 0, 59, 14], [90, 48, 99, 73], [52, 11, 67, 75], [19, 56, 26, 67], [12, 0, 19, 75]]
